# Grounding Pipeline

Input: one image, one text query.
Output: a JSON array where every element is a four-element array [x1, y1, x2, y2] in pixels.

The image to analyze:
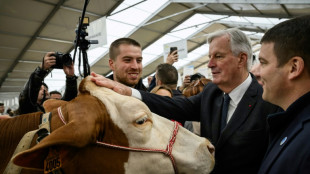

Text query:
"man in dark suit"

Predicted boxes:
[[91, 28, 278, 173], [257, 15, 310, 174]]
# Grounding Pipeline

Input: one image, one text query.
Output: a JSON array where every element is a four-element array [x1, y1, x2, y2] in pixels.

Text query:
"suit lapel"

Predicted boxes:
[[216, 81, 258, 150], [211, 94, 224, 144]]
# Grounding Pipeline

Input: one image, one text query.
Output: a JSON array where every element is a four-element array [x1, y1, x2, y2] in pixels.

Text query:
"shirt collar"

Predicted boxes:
[[227, 73, 252, 106]]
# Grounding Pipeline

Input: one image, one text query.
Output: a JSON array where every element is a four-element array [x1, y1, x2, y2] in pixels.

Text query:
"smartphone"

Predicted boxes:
[[170, 47, 178, 54]]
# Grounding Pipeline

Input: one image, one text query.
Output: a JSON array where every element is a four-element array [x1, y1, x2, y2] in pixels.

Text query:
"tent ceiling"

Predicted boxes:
[[0, 0, 309, 102]]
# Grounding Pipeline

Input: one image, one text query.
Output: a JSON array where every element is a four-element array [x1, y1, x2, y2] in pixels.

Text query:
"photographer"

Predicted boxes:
[[18, 52, 78, 114]]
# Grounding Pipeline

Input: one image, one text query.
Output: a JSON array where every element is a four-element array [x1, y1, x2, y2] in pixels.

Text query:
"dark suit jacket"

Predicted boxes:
[[140, 76, 279, 174], [258, 92, 310, 174]]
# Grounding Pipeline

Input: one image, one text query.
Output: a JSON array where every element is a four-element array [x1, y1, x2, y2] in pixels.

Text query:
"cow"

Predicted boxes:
[[0, 76, 215, 174]]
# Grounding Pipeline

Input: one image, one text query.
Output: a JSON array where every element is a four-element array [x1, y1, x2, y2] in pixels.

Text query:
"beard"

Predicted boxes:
[[115, 73, 140, 87]]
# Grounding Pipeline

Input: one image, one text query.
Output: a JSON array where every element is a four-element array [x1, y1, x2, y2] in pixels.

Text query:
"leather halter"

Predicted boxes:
[[57, 107, 179, 173]]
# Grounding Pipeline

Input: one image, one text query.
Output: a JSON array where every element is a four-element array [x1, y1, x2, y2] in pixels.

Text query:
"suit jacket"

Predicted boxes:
[[140, 75, 279, 174], [258, 92, 310, 174]]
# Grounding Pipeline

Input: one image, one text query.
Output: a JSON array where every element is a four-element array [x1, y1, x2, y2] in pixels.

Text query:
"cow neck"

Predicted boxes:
[[57, 106, 180, 174]]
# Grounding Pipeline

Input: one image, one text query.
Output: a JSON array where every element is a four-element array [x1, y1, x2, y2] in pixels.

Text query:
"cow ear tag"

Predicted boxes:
[[44, 147, 63, 174]]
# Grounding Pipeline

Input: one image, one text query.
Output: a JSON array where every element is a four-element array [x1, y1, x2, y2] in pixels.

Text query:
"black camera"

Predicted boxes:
[[51, 52, 73, 69]]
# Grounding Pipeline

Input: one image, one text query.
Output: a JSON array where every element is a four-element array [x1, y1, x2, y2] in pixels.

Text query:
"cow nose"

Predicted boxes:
[[207, 143, 215, 156]]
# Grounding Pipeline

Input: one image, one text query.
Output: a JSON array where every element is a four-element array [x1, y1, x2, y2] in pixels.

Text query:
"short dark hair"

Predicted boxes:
[[109, 38, 141, 60], [261, 15, 310, 73], [190, 73, 205, 82], [156, 63, 178, 85], [0, 103, 4, 106], [49, 90, 62, 95]]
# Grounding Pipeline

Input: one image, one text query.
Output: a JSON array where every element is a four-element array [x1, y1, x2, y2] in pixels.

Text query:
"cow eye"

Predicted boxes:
[[136, 116, 148, 125]]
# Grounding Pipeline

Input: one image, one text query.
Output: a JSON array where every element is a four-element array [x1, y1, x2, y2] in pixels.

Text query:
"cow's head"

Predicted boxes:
[[13, 76, 215, 173]]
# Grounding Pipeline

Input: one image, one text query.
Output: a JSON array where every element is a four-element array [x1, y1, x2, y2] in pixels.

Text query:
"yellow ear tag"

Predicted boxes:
[[44, 148, 63, 174]]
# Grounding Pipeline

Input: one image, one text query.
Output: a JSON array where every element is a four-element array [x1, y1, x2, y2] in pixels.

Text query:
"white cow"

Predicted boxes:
[[11, 76, 215, 174]]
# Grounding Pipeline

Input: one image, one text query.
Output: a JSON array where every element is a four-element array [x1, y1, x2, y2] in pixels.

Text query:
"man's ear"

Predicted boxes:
[[288, 56, 304, 80], [157, 79, 162, 85], [109, 59, 115, 71], [238, 52, 248, 68]]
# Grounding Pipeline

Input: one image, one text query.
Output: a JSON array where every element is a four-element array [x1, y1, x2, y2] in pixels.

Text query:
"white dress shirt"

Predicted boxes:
[[225, 73, 252, 123]]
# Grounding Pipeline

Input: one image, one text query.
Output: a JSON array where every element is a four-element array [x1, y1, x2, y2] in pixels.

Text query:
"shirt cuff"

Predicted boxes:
[[131, 88, 142, 100]]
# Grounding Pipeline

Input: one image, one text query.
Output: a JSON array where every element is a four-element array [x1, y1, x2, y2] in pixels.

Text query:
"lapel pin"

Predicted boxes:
[[280, 137, 287, 145]]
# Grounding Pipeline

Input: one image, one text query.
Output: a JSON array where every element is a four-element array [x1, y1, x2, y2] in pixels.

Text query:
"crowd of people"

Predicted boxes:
[[1, 14, 310, 174]]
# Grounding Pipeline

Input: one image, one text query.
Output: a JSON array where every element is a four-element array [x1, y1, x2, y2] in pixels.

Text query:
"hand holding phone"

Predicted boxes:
[[170, 47, 178, 54]]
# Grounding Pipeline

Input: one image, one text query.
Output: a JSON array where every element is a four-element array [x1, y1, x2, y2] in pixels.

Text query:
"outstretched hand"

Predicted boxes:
[[166, 50, 178, 65], [90, 72, 132, 96]]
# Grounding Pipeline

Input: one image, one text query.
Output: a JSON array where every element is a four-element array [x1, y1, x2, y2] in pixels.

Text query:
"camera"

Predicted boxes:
[[51, 52, 73, 69]]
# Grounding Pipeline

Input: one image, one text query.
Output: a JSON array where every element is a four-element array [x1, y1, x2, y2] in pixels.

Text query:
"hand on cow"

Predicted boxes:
[[91, 72, 132, 96]]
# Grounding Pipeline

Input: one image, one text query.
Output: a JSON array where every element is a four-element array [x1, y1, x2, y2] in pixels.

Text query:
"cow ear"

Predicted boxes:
[[12, 122, 91, 170], [13, 96, 104, 170], [43, 99, 68, 112]]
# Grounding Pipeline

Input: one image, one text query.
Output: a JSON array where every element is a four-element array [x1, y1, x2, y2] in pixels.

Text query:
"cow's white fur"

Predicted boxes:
[[84, 76, 214, 174]]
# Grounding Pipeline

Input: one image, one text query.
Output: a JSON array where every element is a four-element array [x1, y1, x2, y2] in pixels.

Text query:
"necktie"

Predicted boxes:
[[221, 93, 230, 131]]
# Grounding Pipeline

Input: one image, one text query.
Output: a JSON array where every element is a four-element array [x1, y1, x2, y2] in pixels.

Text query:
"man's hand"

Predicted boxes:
[[40, 52, 56, 70], [0, 115, 11, 119], [166, 50, 178, 65], [178, 75, 191, 92], [91, 72, 132, 96], [63, 63, 75, 76]]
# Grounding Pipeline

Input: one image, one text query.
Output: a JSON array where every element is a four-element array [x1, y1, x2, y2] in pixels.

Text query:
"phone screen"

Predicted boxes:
[[170, 47, 178, 54]]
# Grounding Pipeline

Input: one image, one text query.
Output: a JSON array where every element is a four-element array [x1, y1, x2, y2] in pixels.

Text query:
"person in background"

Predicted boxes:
[[0, 103, 4, 115], [147, 76, 153, 88], [155, 63, 183, 97], [148, 49, 179, 91], [90, 28, 279, 174], [5, 108, 14, 117], [182, 77, 211, 97], [150, 85, 173, 98], [257, 15, 310, 174], [49, 90, 62, 100], [18, 52, 78, 114], [182, 77, 211, 135], [107, 38, 147, 91], [250, 63, 262, 86]]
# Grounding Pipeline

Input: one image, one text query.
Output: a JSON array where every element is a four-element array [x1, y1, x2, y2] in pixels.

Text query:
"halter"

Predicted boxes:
[[57, 107, 179, 173]]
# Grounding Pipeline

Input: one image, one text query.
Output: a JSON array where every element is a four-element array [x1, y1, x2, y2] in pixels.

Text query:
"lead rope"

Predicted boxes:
[[57, 107, 179, 174]]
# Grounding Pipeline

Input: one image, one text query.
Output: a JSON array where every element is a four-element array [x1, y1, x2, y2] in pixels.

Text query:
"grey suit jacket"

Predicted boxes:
[[140, 75, 279, 174]]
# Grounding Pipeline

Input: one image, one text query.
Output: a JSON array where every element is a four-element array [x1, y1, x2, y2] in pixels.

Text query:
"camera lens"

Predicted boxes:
[[62, 54, 73, 66]]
